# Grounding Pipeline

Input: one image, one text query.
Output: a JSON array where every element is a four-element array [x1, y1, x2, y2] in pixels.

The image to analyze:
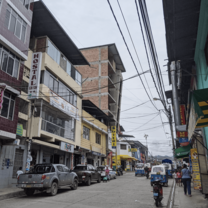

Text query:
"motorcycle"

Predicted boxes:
[[146, 171, 149, 179], [153, 179, 163, 207]]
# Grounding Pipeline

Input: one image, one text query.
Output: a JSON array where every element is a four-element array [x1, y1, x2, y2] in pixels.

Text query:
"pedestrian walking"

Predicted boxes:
[[182, 164, 192, 197], [172, 171, 178, 183], [176, 170, 182, 186], [105, 166, 110, 180], [16, 167, 23, 178]]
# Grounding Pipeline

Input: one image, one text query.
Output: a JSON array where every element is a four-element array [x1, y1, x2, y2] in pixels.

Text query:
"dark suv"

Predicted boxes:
[[72, 164, 101, 186]]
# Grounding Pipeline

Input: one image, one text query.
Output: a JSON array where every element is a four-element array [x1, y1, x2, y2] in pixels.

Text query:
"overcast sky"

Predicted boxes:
[[41, 0, 174, 157]]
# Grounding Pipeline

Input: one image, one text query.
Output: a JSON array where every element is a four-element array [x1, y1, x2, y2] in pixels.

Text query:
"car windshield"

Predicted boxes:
[[74, 166, 87, 170], [136, 164, 144, 168], [30, 165, 52, 173], [97, 167, 105, 171], [153, 167, 164, 173]]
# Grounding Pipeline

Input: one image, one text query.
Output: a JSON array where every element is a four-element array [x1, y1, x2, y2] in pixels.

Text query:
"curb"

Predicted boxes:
[[0, 190, 25, 201], [167, 180, 176, 208]]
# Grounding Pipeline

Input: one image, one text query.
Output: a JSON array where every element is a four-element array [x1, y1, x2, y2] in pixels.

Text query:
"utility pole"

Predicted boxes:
[[168, 105, 176, 159], [144, 134, 148, 162]]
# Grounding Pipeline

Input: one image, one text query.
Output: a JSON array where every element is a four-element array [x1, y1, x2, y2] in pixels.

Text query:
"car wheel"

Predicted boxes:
[[86, 177, 91, 186], [97, 176, 101, 183], [50, 182, 58, 196], [24, 189, 35, 196], [71, 179, 78, 190]]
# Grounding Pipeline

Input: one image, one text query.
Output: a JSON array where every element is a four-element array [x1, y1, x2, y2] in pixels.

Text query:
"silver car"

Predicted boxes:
[[17, 164, 78, 196]]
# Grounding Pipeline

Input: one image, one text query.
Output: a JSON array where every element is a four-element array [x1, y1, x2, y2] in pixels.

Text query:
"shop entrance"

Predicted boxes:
[[87, 159, 94, 165], [121, 160, 126, 169]]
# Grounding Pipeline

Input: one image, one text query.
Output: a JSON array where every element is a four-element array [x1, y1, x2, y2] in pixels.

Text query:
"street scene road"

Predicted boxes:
[[1, 173, 172, 208]]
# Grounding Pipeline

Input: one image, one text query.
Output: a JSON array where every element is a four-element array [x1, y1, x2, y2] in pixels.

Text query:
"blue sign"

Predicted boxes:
[[179, 138, 188, 143], [112, 146, 116, 149], [92, 151, 101, 156], [6, 159, 10, 169]]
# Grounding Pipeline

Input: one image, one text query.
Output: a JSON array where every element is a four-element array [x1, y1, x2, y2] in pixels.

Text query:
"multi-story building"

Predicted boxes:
[[0, 0, 34, 188], [76, 100, 108, 167], [21, 0, 89, 171], [75, 44, 125, 128]]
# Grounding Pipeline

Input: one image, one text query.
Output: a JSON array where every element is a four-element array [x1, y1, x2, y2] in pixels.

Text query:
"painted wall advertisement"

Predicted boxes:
[[46, 89, 79, 120], [28, 52, 42, 100], [190, 148, 201, 190], [60, 142, 74, 153], [111, 126, 116, 149]]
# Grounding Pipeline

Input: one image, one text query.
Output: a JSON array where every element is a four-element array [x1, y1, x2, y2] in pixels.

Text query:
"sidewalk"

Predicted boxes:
[[0, 187, 25, 201], [174, 183, 208, 208]]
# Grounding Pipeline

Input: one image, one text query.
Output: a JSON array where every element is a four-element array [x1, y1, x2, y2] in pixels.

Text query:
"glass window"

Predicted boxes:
[[76, 71, 82, 86], [66, 61, 71, 76], [1, 51, 8, 72], [47, 39, 60, 65], [120, 144, 126, 150], [53, 79, 58, 94], [13, 59, 19, 78], [63, 166, 69, 172], [7, 57, 14, 76], [57, 166, 64, 172], [1, 91, 15, 120], [25, 0, 30, 9], [49, 76, 54, 91], [83, 126, 90, 140], [96, 133, 101, 144], [5, 6, 27, 42]]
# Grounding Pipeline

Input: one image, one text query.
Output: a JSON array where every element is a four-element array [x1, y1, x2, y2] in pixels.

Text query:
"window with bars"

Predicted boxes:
[[0, 44, 20, 78], [120, 144, 127, 150], [83, 126, 90, 140], [0, 91, 16, 120], [96, 133, 101, 144], [5, 5, 27, 43]]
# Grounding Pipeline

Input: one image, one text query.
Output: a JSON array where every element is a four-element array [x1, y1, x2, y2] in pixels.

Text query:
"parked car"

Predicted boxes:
[[72, 164, 101, 186], [17, 164, 78, 196], [97, 166, 117, 180]]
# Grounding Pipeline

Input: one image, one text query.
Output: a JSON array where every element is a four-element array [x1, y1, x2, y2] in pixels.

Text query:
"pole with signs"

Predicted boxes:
[[26, 52, 42, 172], [111, 126, 117, 170]]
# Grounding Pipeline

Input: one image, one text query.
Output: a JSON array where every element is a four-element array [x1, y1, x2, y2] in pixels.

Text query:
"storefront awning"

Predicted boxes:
[[175, 144, 191, 159], [120, 155, 137, 161]]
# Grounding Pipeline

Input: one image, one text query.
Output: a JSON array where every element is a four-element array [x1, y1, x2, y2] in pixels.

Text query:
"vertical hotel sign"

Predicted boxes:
[[28, 52, 42, 99], [111, 126, 117, 149], [176, 105, 188, 138]]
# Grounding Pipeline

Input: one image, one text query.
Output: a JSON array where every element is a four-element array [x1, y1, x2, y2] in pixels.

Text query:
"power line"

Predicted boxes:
[[107, 0, 158, 111], [121, 100, 149, 112]]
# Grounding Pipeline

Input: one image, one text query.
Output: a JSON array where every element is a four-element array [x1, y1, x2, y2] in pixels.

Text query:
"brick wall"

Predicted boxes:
[[0, 63, 24, 134]]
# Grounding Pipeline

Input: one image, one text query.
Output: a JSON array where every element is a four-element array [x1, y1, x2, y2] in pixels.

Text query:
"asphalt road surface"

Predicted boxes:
[[1, 173, 173, 208]]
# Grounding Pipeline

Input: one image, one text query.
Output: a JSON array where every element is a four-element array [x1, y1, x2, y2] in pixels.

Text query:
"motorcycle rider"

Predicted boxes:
[[144, 165, 150, 177]]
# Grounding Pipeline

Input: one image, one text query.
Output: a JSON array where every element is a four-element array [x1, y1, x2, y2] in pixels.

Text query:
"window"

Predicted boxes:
[[0, 45, 20, 78], [5, 6, 27, 43], [83, 126, 90, 140], [63, 166, 69, 172], [67, 61, 71, 76], [19, 0, 31, 10], [57, 166, 64, 172], [120, 144, 127, 150], [1, 91, 15, 120], [43, 70, 77, 106], [96, 133, 101, 145], [47, 39, 60, 65], [75, 70, 82, 86]]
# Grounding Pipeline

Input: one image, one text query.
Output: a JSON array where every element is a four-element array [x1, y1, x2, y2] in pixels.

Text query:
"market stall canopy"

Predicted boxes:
[[162, 159, 172, 164], [120, 155, 137, 161], [175, 144, 191, 159], [188, 89, 208, 137]]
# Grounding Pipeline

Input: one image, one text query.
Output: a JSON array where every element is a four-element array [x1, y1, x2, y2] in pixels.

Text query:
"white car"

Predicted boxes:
[[97, 166, 116, 180]]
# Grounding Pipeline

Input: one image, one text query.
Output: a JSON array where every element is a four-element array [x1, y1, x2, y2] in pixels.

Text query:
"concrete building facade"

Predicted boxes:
[[0, 0, 34, 188], [75, 44, 126, 128]]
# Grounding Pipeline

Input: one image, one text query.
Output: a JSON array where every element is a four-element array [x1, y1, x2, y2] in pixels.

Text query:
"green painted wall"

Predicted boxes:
[[194, 0, 208, 148]]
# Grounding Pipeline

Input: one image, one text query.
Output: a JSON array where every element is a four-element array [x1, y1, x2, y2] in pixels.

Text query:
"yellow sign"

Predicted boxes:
[[191, 148, 201, 190], [190, 148, 198, 160], [112, 156, 120, 166], [111, 126, 117, 149]]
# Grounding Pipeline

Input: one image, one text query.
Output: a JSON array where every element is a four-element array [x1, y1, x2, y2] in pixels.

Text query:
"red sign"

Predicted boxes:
[[177, 105, 188, 138], [0, 85, 6, 110]]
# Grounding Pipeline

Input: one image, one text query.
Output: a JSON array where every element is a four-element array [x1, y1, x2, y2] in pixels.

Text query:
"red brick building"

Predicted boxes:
[[76, 44, 126, 128]]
